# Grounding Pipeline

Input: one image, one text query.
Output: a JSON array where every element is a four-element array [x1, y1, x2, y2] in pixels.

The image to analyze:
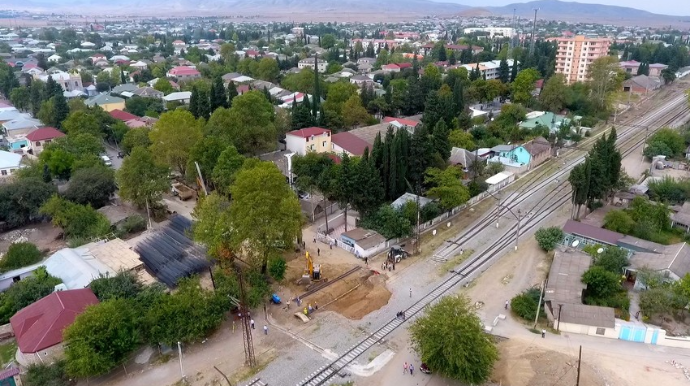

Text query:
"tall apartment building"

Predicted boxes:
[[555, 36, 611, 84]]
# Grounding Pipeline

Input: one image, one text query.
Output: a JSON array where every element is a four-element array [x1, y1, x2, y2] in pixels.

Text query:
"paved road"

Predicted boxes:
[[104, 141, 123, 170]]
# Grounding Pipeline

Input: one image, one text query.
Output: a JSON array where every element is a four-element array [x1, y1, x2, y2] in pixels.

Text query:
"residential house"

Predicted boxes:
[[390, 193, 434, 210], [350, 74, 374, 86], [627, 242, 690, 286], [340, 228, 387, 258], [331, 132, 371, 157], [2, 116, 42, 136], [298, 57, 328, 73], [0, 107, 22, 124], [111, 83, 138, 96], [382, 116, 421, 129], [109, 109, 139, 122], [488, 144, 531, 170], [166, 66, 201, 82], [286, 127, 331, 155], [37, 71, 83, 92], [382, 64, 401, 73], [460, 60, 515, 81], [132, 87, 164, 99], [519, 111, 570, 133], [89, 53, 107, 63], [130, 61, 148, 70], [0, 150, 22, 178], [25, 126, 65, 155], [357, 62, 373, 73], [421, 43, 484, 55], [620, 60, 642, 75], [163, 91, 192, 104], [0, 368, 21, 385], [172, 40, 186, 54], [623, 75, 662, 95], [448, 147, 478, 173], [11, 289, 99, 365], [523, 137, 552, 168], [85, 94, 125, 112], [649, 63, 669, 77]]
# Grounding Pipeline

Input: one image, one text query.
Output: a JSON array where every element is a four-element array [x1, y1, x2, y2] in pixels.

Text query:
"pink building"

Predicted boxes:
[[166, 66, 201, 82], [554, 36, 611, 84]]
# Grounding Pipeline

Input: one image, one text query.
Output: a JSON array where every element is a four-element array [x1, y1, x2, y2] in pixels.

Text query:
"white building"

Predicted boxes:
[[460, 59, 516, 81], [0, 150, 22, 179], [463, 27, 515, 38], [298, 57, 328, 73]]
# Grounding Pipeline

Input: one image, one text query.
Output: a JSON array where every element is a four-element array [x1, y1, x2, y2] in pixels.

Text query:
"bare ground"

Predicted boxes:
[[0, 222, 65, 256]]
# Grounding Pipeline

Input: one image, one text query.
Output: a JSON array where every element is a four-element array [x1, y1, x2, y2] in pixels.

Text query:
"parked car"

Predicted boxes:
[[100, 155, 112, 166]]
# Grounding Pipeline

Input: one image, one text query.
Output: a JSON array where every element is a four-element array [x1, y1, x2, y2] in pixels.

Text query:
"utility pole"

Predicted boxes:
[[511, 8, 516, 50], [515, 209, 521, 251], [529, 8, 539, 56], [557, 303, 563, 331], [533, 279, 545, 328], [575, 346, 582, 386], [238, 271, 256, 367], [195, 161, 208, 196]]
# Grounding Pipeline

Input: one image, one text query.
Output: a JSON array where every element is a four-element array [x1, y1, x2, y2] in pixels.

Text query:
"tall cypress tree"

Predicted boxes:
[[510, 60, 519, 82], [498, 58, 510, 83], [52, 93, 69, 129], [352, 148, 385, 216], [381, 130, 392, 199], [227, 81, 238, 107], [371, 131, 384, 173], [433, 120, 451, 162], [45, 75, 62, 99], [196, 87, 210, 120], [387, 128, 398, 200], [396, 129, 410, 196], [210, 76, 228, 111], [189, 85, 200, 118], [312, 54, 320, 118], [452, 80, 464, 117]]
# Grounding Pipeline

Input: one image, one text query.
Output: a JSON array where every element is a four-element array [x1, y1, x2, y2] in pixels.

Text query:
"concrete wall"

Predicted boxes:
[[16, 343, 64, 367], [556, 321, 618, 339], [285, 135, 306, 155]]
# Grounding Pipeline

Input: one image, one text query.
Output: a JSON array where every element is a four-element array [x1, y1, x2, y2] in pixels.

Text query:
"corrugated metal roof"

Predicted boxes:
[[563, 220, 623, 245]]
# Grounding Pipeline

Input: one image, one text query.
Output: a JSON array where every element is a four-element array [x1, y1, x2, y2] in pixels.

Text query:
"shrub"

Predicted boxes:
[[24, 361, 74, 386], [534, 227, 564, 251], [119, 215, 147, 234], [0, 242, 42, 272], [510, 288, 544, 321], [268, 256, 287, 281]]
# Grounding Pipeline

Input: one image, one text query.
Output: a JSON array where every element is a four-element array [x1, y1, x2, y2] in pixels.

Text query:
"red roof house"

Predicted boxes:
[[331, 132, 371, 157], [383, 116, 420, 128], [109, 109, 139, 121], [25, 127, 65, 142], [10, 288, 99, 354], [166, 66, 201, 80], [286, 127, 331, 139]]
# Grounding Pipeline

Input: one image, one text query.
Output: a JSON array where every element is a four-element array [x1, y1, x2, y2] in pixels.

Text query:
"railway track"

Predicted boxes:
[[295, 94, 690, 386], [297, 266, 362, 300], [243, 378, 267, 386]]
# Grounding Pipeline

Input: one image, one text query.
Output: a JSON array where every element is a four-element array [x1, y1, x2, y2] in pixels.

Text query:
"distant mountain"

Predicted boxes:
[[484, 0, 690, 21], [2, 0, 469, 15]]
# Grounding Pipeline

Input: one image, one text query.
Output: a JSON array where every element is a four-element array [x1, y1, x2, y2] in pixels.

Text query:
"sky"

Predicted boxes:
[[439, 0, 690, 16]]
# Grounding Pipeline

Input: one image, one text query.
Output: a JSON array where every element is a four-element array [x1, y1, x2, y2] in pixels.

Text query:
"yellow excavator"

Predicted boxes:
[[304, 251, 322, 281]]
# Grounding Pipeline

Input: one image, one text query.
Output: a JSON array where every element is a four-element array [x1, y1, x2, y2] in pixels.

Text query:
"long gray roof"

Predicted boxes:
[[544, 248, 591, 305]]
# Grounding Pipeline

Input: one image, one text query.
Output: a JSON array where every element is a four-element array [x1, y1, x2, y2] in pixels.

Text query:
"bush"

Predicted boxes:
[[118, 215, 147, 234], [24, 361, 74, 386], [268, 256, 287, 281], [0, 242, 42, 272], [89, 271, 143, 302], [510, 288, 544, 321], [0, 267, 62, 323], [534, 227, 564, 251]]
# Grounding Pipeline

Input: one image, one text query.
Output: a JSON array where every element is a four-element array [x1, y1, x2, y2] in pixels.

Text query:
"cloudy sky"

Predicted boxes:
[[441, 0, 689, 15]]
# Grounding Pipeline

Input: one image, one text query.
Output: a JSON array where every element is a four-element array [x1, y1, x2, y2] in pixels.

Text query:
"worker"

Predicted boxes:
[[308, 304, 313, 314], [303, 307, 308, 316], [286, 299, 291, 310]]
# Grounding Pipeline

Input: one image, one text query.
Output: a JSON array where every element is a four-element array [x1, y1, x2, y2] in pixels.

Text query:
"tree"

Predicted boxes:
[[359, 205, 412, 239], [256, 57, 280, 82], [64, 166, 116, 209], [639, 288, 675, 316], [322, 82, 358, 130], [40, 196, 111, 240], [661, 68, 676, 84], [121, 127, 152, 154], [350, 150, 384, 216], [0, 177, 56, 228], [593, 246, 629, 274], [409, 295, 498, 385], [448, 129, 476, 150], [342, 94, 370, 128], [644, 128, 686, 159], [209, 76, 228, 111], [581, 266, 621, 300], [64, 299, 140, 378], [588, 56, 624, 112], [53, 93, 69, 129], [89, 271, 143, 301], [511, 68, 539, 105], [211, 146, 246, 195], [116, 147, 169, 208], [10, 86, 30, 111], [205, 91, 276, 155], [0, 242, 42, 272], [534, 226, 564, 251], [125, 97, 164, 117], [425, 167, 470, 211], [498, 58, 510, 83], [432, 120, 451, 161], [603, 209, 635, 234], [0, 267, 62, 324], [539, 73, 568, 112], [153, 77, 173, 94], [149, 110, 202, 174], [510, 288, 544, 320], [61, 110, 103, 137], [37, 98, 57, 127], [24, 361, 73, 386]]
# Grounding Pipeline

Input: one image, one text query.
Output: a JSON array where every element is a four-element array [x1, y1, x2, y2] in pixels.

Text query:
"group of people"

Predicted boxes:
[[303, 302, 319, 316], [396, 310, 406, 320], [403, 362, 415, 375], [382, 260, 396, 271]]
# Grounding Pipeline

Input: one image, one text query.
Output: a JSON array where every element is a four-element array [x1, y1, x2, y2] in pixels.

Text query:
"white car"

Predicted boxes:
[[100, 155, 112, 166]]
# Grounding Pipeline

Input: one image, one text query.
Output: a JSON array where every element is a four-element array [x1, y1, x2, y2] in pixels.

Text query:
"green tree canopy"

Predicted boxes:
[[643, 128, 686, 159], [64, 166, 116, 209], [40, 195, 111, 240], [89, 271, 143, 302], [511, 68, 539, 105], [0, 267, 62, 324], [534, 226, 564, 251], [149, 109, 203, 175], [582, 266, 621, 300], [63, 299, 140, 378], [121, 127, 152, 155], [116, 147, 169, 208], [0, 177, 56, 228], [211, 146, 246, 195], [409, 295, 499, 385], [359, 205, 412, 239], [0, 242, 42, 272], [424, 166, 470, 211]]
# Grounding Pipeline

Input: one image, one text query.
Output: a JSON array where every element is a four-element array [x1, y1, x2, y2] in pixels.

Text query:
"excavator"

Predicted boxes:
[[298, 251, 322, 285]]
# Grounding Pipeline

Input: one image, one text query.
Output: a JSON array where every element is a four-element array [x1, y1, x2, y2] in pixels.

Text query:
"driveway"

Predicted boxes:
[[104, 142, 123, 170]]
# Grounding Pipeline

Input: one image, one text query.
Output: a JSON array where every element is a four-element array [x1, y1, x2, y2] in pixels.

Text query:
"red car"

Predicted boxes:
[[420, 363, 431, 374]]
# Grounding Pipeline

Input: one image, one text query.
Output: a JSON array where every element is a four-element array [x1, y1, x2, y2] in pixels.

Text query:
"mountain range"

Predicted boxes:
[[3, 0, 689, 23]]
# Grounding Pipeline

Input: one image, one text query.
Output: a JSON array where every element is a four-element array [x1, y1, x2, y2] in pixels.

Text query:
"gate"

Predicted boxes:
[[619, 325, 646, 342]]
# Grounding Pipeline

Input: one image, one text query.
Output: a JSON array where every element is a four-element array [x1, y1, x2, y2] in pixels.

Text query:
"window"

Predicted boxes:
[[35, 141, 41, 146], [322, 141, 327, 147], [0, 170, 6, 176], [596, 328, 605, 335], [45, 139, 51, 144]]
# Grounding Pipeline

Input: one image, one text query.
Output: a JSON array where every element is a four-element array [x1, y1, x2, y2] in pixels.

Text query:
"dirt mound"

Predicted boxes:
[[492, 339, 616, 386]]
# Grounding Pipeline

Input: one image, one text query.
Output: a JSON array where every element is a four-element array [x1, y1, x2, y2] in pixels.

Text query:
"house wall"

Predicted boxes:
[[497, 146, 531, 165], [0, 165, 20, 179], [30, 139, 56, 155], [285, 135, 307, 155], [99, 101, 126, 112], [16, 343, 64, 367], [556, 320, 618, 339], [331, 143, 354, 157], [529, 150, 551, 169]]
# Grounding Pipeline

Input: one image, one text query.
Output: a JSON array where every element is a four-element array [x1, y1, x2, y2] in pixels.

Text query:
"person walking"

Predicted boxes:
[[317, 248, 320, 256], [264, 325, 268, 335], [541, 329, 546, 338], [403, 362, 408, 374], [250, 319, 255, 329], [286, 299, 290, 310], [505, 300, 509, 309], [409, 363, 414, 376], [364, 257, 368, 266], [409, 287, 412, 298]]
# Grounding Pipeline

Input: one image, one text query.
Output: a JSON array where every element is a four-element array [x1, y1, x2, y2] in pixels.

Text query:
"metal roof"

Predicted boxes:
[[559, 303, 615, 328], [544, 248, 591, 305], [562, 220, 623, 245]]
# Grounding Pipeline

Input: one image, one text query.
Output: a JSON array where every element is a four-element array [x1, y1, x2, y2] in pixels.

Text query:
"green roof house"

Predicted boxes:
[[519, 111, 571, 133]]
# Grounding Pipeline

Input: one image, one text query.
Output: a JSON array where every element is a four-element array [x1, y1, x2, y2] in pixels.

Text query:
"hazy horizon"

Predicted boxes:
[[436, 0, 690, 16]]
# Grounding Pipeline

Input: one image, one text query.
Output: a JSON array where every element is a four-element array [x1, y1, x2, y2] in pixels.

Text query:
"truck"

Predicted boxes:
[[171, 182, 195, 201]]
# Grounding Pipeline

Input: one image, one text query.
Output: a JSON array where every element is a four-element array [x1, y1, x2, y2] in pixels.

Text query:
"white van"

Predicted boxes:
[[101, 155, 112, 166]]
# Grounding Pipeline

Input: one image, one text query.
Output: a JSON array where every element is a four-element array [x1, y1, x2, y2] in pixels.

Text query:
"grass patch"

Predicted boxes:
[[0, 340, 16, 365], [439, 249, 474, 275], [231, 350, 277, 384]]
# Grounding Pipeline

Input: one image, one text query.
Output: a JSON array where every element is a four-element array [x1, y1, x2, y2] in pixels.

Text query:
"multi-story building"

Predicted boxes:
[[297, 57, 328, 73], [463, 27, 515, 38], [554, 36, 611, 84], [285, 127, 331, 156], [459, 59, 516, 80]]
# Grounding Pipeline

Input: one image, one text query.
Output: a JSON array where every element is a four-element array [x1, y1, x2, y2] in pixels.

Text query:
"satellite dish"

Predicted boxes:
[[572, 240, 580, 247], [597, 248, 604, 254]]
